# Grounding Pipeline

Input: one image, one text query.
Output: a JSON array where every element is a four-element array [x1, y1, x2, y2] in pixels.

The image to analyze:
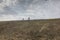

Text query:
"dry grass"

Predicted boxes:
[[0, 19, 60, 40]]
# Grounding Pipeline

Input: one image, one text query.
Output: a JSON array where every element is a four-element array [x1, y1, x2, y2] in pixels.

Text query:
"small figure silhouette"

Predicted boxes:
[[22, 18, 24, 20], [28, 17, 30, 20]]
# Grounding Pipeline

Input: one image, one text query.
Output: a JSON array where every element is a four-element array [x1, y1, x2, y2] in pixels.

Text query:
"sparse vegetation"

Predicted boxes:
[[0, 19, 60, 40]]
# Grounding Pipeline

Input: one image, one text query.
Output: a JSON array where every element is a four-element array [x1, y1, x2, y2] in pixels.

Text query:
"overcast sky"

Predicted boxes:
[[0, 0, 60, 21]]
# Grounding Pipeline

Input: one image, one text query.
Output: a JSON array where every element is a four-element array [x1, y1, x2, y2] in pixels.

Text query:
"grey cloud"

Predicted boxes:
[[0, 0, 3, 3], [0, 0, 60, 21], [0, 6, 17, 15], [14, 0, 48, 13]]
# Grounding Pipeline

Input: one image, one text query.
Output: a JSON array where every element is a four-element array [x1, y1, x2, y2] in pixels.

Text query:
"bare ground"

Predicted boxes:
[[0, 19, 60, 40]]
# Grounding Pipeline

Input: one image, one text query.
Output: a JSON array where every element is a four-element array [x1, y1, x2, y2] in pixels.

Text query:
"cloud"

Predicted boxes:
[[0, 0, 60, 21]]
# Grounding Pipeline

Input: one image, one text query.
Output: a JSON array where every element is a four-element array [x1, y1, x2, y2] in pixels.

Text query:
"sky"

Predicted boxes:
[[0, 0, 60, 21]]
